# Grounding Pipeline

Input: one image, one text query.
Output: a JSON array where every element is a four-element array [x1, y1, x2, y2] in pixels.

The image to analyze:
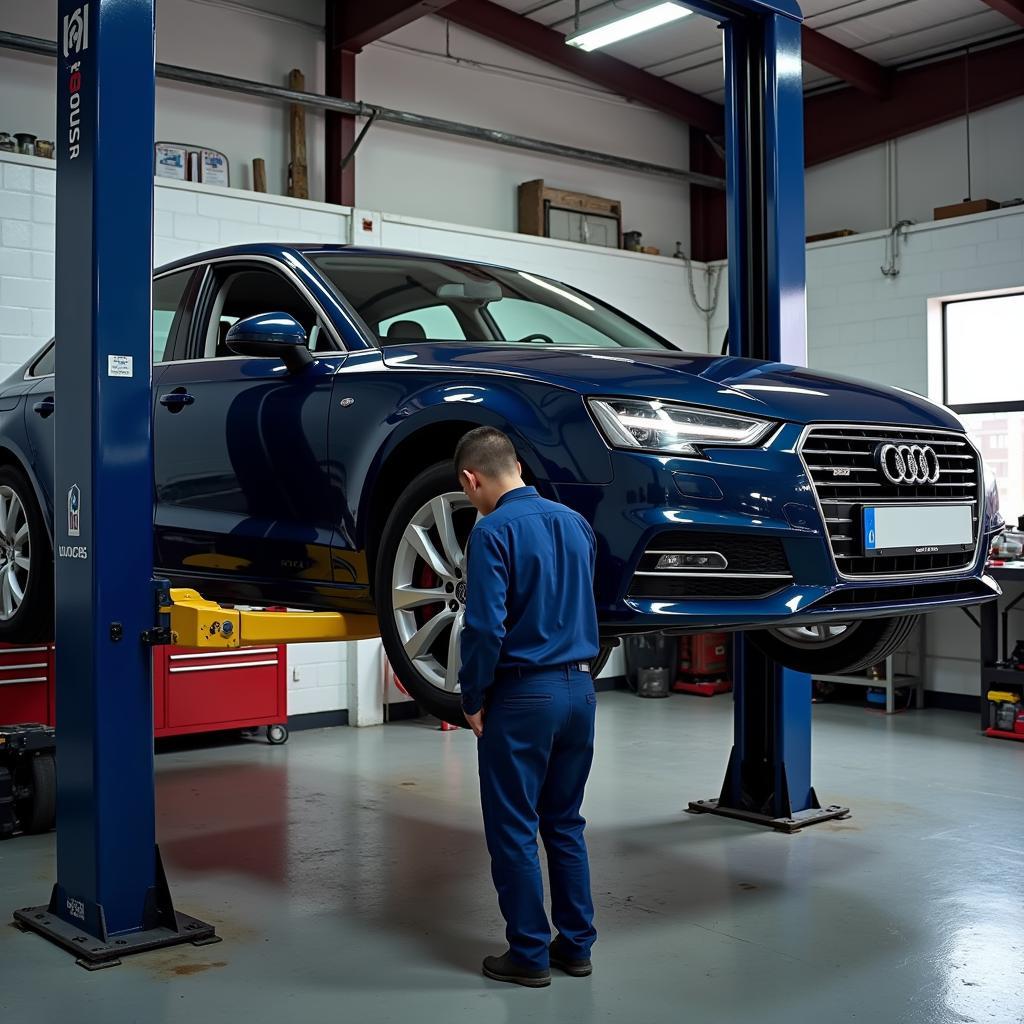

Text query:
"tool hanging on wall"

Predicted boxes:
[[288, 68, 308, 199]]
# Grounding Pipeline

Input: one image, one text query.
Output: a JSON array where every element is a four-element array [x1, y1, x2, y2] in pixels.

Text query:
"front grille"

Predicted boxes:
[[628, 532, 791, 599], [799, 425, 981, 578]]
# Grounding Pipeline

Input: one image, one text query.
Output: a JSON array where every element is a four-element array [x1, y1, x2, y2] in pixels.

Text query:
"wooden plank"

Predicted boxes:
[[288, 68, 309, 200]]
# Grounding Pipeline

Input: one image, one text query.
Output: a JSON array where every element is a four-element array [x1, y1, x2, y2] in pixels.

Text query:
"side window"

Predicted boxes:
[[31, 344, 55, 377], [153, 269, 193, 362], [378, 305, 466, 341], [202, 267, 326, 359], [29, 271, 191, 376]]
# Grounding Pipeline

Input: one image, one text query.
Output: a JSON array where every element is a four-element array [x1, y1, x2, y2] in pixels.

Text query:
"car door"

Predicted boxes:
[[22, 266, 199, 520], [153, 258, 345, 601]]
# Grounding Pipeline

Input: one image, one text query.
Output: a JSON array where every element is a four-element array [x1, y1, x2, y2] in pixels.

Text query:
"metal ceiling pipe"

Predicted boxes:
[[0, 29, 725, 190]]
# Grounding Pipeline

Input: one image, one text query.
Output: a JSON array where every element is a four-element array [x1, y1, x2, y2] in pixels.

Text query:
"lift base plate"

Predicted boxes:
[[13, 906, 219, 969], [687, 798, 850, 833]]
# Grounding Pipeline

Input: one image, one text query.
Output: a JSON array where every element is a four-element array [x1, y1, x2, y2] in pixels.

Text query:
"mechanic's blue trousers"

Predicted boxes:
[[477, 666, 597, 970]]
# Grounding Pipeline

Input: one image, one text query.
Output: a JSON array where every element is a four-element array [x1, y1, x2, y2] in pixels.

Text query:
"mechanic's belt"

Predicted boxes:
[[497, 661, 591, 679]]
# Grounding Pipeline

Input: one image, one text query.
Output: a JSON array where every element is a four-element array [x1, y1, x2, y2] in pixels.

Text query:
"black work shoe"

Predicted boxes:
[[482, 951, 551, 988], [549, 936, 592, 977]]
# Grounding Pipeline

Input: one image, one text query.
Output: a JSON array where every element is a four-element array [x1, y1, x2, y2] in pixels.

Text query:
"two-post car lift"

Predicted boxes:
[[14, 0, 844, 969]]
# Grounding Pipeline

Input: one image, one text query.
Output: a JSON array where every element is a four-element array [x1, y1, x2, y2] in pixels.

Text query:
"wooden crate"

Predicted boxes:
[[934, 198, 999, 220], [518, 179, 622, 246]]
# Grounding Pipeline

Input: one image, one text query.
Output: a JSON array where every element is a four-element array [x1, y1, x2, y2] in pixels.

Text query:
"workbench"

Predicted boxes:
[[977, 563, 1024, 731]]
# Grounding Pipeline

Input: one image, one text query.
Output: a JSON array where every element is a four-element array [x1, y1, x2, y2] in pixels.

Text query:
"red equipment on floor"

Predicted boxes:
[[674, 634, 732, 697], [0, 642, 287, 741]]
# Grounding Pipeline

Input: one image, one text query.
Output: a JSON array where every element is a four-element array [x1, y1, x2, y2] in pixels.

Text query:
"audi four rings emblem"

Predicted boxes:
[[874, 443, 941, 485]]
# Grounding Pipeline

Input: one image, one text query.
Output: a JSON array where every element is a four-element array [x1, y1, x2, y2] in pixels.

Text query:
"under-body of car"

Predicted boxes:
[[0, 244, 1001, 723]]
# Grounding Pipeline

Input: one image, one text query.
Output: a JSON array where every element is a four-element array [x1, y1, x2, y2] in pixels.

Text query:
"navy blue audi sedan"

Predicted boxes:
[[0, 244, 1001, 723]]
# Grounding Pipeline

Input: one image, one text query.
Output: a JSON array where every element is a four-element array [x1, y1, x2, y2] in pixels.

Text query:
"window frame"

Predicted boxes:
[[173, 255, 345, 363], [942, 292, 1024, 416]]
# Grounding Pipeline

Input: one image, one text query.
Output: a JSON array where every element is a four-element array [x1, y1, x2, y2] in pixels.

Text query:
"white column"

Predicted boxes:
[[346, 637, 386, 727]]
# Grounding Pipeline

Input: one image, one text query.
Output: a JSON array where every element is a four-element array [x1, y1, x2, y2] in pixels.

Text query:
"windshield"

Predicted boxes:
[[310, 253, 673, 350]]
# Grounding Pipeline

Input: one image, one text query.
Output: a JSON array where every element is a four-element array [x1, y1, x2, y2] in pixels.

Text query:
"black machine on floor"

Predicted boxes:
[[0, 724, 57, 839]]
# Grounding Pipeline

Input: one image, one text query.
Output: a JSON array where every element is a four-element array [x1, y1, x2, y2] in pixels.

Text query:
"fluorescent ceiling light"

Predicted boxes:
[[566, 3, 691, 52]]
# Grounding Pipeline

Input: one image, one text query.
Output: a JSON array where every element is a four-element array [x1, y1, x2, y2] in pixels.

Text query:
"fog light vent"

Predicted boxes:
[[654, 551, 728, 571]]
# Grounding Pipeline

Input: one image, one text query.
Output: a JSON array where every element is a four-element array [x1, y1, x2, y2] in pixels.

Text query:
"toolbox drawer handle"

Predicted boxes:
[[0, 676, 47, 686], [169, 648, 278, 661], [169, 659, 278, 674], [0, 662, 47, 672], [0, 646, 50, 655]]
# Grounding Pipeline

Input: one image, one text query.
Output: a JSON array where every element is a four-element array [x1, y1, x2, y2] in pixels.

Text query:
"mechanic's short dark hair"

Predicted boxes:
[[455, 426, 518, 479]]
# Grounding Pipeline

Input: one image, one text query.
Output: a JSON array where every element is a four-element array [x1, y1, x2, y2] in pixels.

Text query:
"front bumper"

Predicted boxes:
[[551, 422, 998, 635]]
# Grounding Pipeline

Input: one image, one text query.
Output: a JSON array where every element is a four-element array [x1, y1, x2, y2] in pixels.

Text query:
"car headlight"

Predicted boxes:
[[587, 398, 773, 456]]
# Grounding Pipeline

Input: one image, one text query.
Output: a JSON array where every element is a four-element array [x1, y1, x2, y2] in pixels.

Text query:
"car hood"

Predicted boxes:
[[381, 344, 963, 430]]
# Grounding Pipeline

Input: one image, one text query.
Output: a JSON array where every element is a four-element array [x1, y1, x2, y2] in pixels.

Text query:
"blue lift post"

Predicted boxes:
[[13, 0, 217, 966], [684, 0, 849, 832]]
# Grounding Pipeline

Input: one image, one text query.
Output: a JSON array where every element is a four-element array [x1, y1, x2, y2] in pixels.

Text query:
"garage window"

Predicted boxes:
[[944, 293, 1024, 522]]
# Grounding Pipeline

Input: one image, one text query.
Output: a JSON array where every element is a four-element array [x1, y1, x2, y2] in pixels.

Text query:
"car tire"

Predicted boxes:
[[377, 461, 613, 727], [746, 615, 919, 676], [23, 753, 56, 835], [0, 464, 53, 643]]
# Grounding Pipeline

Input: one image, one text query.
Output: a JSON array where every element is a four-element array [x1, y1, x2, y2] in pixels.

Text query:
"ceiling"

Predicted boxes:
[[485, 0, 1021, 102], [207, 0, 1023, 104]]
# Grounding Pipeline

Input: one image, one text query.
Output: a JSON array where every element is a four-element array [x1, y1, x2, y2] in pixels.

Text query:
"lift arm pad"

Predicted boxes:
[[168, 588, 381, 648]]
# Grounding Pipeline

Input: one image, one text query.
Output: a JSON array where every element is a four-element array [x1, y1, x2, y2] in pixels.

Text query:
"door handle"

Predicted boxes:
[[159, 389, 195, 411], [32, 396, 54, 418]]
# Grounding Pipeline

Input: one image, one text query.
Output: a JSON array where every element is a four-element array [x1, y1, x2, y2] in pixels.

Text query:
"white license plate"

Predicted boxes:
[[862, 504, 973, 557]]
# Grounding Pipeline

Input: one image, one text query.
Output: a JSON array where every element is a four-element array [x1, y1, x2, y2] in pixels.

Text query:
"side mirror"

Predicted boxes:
[[225, 312, 314, 373]]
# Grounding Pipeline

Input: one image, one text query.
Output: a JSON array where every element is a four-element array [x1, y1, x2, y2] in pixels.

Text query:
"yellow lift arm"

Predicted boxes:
[[167, 588, 381, 649]]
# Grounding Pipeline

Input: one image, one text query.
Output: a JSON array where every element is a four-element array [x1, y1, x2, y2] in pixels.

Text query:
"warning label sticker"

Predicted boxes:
[[107, 354, 133, 378]]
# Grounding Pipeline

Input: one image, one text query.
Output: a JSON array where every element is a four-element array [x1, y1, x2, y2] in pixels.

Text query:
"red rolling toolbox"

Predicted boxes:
[[0, 642, 288, 742], [154, 645, 288, 742], [0, 644, 54, 725]]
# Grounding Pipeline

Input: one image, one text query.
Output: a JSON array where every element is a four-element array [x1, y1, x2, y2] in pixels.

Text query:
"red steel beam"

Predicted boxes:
[[805, 37, 1024, 166], [326, 3, 357, 206], [331, 1, 457, 52], [980, 0, 1024, 29], [441, 0, 723, 133], [689, 132, 727, 263], [801, 24, 891, 98]]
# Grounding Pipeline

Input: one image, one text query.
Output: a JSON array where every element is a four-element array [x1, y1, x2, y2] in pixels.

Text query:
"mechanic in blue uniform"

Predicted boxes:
[[455, 426, 600, 988]]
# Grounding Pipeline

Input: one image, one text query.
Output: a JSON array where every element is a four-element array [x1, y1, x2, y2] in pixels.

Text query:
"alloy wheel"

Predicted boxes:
[[391, 491, 477, 693], [769, 622, 855, 648], [0, 485, 30, 621]]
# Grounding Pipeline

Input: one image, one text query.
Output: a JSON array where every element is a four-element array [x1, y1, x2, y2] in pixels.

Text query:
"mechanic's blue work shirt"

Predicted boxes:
[[458, 486, 600, 715]]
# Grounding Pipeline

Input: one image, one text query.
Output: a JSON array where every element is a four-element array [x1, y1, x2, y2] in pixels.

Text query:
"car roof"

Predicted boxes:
[[155, 243, 515, 277]]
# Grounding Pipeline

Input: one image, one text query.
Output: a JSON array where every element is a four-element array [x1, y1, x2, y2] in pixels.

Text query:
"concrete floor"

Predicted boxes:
[[1, 693, 1022, 1023]]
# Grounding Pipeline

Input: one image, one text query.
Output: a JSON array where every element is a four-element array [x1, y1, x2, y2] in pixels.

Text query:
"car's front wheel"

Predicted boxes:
[[376, 461, 611, 726], [746, 615, 919, 676]]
